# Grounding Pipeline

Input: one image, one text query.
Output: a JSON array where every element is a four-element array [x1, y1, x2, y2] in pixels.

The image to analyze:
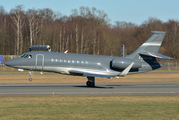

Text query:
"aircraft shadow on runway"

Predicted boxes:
[[106, 85, 131, 87], [73, 85, 113, 89], [73, 84, 131, 88]]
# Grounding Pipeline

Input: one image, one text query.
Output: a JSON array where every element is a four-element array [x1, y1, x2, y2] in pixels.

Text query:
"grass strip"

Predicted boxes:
[[0, 95, 178, 120]]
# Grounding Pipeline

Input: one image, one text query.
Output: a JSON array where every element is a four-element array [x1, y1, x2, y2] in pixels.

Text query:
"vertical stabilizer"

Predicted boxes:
[[126, 31, 166, 60]]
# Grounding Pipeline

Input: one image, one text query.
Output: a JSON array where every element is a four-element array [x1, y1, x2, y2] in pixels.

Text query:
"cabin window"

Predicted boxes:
[[72, 60, 75, 63]]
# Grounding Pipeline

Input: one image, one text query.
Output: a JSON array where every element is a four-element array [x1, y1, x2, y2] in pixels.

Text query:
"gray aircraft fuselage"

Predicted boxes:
[[5, 51, 159, 76]]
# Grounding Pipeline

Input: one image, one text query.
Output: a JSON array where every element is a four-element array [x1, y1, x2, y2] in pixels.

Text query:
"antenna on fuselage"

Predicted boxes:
[[29, 45, 51, 52], [64, 50, 68, 54]]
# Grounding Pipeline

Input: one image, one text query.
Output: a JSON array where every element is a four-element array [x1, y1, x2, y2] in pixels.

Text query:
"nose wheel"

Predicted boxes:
[[29, 78, 32, 82]]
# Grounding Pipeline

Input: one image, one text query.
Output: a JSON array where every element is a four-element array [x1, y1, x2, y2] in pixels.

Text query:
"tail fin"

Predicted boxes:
[[126, 31, 171, 60]]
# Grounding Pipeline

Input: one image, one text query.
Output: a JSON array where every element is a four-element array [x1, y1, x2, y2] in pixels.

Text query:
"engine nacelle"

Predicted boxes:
[[112, 58, 142, 69]]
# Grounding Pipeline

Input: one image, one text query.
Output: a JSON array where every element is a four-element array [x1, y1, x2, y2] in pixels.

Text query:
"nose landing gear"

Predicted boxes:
[[29, 71, 34, 82]]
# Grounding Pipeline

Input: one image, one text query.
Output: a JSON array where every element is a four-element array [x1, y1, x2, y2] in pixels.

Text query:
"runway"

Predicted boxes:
[[0, 82, 178, 96]]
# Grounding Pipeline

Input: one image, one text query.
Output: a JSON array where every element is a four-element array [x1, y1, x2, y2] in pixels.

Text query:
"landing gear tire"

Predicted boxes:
[[90, 82, 95, 87], [86, 81, 95, 87], [86, 77, 95, 87], [86, 81, 91, 86], [29, 78, 32, 82]]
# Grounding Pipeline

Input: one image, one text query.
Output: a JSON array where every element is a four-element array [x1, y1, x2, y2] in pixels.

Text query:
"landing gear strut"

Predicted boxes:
[[29, 71, 33, 82], [86, 77, 95, 87]]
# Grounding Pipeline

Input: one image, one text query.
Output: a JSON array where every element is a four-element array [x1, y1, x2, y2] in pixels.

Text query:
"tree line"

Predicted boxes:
[[0, 5, 179, 62]]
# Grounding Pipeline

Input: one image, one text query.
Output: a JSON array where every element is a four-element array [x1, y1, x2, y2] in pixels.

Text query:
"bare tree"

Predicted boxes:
[[75, 23, 79, 53], [10, 5, 25, 55], [26, 9, 39, 46], [79, 7, 109, 54]]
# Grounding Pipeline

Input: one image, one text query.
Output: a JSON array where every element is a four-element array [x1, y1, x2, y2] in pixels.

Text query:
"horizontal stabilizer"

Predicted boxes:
[[157, 53, 172, 59], [119, 62, 134, 77], [139, 52, 172, 59]]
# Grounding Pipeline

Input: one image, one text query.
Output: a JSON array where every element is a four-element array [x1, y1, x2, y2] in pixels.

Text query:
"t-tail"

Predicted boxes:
[[126, 31, 171, 72]]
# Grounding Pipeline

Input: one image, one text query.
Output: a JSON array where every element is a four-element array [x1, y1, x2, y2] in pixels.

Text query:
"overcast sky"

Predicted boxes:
[[1, 0, 179, 25]]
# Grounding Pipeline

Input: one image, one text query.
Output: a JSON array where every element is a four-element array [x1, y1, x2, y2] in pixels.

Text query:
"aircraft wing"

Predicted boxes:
[[69, 62, 135, 78], [83, 73, 115, 78], [69, 70, 115, 78], [118, 62, 134, 77]]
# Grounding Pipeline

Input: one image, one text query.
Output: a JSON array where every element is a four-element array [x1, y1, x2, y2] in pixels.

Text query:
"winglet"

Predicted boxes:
[[118, 62, 134, 77]]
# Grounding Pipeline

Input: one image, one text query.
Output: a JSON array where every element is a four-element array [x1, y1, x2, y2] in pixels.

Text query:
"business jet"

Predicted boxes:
[[4, 31, 171, 87]]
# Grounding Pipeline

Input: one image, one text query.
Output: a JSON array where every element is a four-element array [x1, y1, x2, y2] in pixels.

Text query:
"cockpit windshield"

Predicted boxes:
[[21, 54, 32, 58]]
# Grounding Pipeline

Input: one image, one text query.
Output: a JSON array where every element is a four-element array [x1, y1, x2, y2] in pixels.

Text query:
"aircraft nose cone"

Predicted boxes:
[[4, 60, 13, 67], [4, 60, 10, 66]]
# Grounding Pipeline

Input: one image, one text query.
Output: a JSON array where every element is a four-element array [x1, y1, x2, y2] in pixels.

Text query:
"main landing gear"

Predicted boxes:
[[86, 77, 95, 87], [29, 70, 33, 82]]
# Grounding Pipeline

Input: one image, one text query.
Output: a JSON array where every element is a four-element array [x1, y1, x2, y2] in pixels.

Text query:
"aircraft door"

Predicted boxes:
[[35, 54, 44, 70]]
